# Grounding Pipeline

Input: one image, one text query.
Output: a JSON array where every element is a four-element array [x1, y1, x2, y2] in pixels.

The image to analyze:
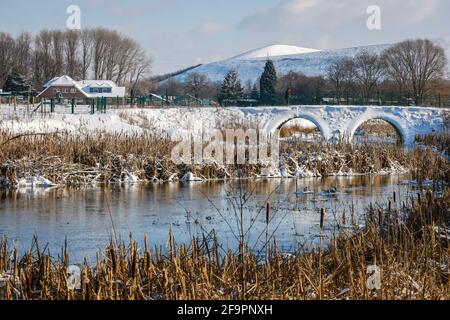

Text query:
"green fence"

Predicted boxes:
[[285, 93, 450, 108], [1, 94, 449, 115]]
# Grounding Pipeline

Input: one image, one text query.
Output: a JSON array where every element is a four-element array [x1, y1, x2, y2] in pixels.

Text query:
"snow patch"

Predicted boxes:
[[122, 173, 140, 184], [231, 44, 321, 60], [181, 172, 203, 182], [17, 176, 56, 188]]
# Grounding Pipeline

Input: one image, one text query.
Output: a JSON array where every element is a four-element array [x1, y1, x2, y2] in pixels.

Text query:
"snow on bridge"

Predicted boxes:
[[144, 105, 447, 148], [256, 105, 448, 147], [110, 105, 447, 148]]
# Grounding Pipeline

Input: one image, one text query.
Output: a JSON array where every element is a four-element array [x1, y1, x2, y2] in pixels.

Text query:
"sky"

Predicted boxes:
[[0, 0, 449, 75]]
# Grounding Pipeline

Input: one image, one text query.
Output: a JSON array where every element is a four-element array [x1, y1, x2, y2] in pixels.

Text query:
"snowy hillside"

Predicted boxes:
[[163, 40, 450, 85], [230, 44, 321, 60]]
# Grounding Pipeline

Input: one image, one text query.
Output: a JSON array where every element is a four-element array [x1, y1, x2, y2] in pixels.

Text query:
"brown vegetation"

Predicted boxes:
[[279, 124, 319, 138], [0, 129, 448, 187], [281, 139, 449, 182], [0, 190, 448, 300], [416, 132, 450, 155]]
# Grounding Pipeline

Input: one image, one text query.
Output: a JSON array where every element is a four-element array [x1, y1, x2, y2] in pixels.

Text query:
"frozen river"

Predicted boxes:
[[0, 175, 414, 262]]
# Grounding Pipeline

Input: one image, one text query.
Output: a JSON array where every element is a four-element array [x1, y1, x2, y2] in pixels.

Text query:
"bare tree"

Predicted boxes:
[[13, 32, 32, 76], [326, 58, 355, 104], [80, 30, 93, 79], [51, 30, 65, 76], [184, 72, 210, 98], [0, 32, 15, 87], [157, 79, 186, 96], [383, 39, 447, 105], [104, 31, 121, 80], [128, 48, 152, 96], [114, 37, 134, 84], [382, 47, 410, 98], [33, 30, 55, 86], [64, 30, 80, 78], [89, 28, 151, 85], [353, 51, 385, 103], [92, 28, 109, 79]]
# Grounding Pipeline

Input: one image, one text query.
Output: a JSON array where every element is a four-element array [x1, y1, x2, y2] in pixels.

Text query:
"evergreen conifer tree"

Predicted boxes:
[[259, 59, 278, 105], [251, 83, 259, 102], [2, 71, 32, 95], [218, 69, 243, 106]]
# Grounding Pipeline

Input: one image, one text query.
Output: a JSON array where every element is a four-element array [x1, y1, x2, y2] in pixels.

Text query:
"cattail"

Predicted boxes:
[[320, 208, 325, 229]]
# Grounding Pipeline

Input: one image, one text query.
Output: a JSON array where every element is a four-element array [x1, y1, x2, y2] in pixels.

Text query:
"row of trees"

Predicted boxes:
[[155, 39, 448, 106], [0, 28, 152, 94], [327, 39, 447, 105]]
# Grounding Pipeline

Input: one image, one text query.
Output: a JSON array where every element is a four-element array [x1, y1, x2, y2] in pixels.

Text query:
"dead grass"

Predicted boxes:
[[358, 120, 399, 139], [416, 132, 450, 155], [280, 124, 319, 139]]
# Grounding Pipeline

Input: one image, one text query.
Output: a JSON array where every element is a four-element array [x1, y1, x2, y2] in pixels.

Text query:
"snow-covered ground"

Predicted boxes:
[[0, 105, 315, 139], [0, 105, 142, 135]]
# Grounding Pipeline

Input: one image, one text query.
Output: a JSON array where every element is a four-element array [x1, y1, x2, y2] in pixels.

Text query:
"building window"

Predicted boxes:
[[70, 88, 77, 93], [89, 87, 112, 93]]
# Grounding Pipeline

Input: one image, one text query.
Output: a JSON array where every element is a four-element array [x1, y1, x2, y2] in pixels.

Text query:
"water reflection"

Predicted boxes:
[[0, 175, 413, 262]]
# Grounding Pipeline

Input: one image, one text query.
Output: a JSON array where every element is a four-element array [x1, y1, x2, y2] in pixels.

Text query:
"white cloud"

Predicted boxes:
[[197, 21, 224, 37], [282, 0, 322, 13], [237, 0, 445, 50], [404, 0, 440, 23], [239, 0, 442, 32], [86, 0, 178, 17]]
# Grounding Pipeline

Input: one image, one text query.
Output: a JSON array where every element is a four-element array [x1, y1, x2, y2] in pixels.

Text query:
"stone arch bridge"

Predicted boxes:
[[252, 106, 448, 147]]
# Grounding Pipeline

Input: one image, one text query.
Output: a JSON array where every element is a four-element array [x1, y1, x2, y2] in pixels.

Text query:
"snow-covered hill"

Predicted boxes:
[[230, 44, 321, 60], [162, 40, 450, 85]]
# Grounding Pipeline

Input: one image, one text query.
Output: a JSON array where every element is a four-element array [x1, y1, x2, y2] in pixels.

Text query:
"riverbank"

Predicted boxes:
[[1, 129, 447, 187], [0, 190, 448, 300]]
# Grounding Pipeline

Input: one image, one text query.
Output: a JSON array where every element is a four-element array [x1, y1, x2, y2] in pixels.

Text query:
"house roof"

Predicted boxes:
[[43, 75, 77, 88], [39, 76, 126, 98], [76, 80, 117, 88], [44, 76, 120, 89]]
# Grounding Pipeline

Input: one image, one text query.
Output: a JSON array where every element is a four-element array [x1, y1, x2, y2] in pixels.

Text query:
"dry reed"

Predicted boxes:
[[1, 129, 448, 187]]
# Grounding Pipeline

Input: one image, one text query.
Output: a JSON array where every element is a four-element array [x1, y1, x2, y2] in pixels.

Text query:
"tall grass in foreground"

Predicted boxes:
[[0, 191, 448, 300]]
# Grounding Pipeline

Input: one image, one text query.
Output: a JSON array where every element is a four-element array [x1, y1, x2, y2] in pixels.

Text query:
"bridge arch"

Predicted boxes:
[[263, 112, 332, 142], [346, 112, 410, 146]]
